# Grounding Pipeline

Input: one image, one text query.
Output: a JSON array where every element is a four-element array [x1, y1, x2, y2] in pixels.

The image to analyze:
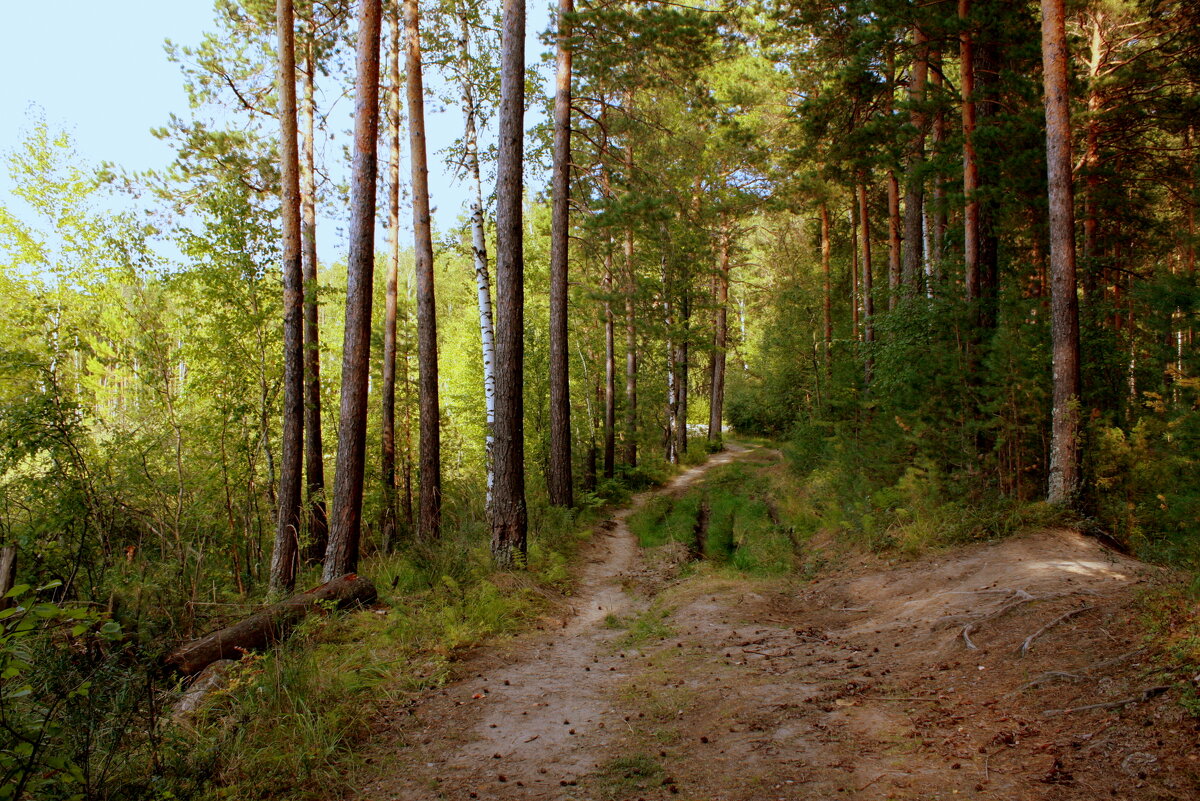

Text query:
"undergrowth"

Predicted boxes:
[[168, 508, 595, 800], [1139, 586, 1200, 717]]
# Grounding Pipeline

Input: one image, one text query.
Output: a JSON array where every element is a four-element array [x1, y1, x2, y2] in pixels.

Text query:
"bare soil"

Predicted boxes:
[[346, 445, 1200, 800]]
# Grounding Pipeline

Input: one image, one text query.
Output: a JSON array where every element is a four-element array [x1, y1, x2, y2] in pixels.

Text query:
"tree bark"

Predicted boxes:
[[323, 0, 382, 581], [1041, 0, 1082, 506], [901, 26, 929, 298], [603, 244, 616, 479], [708, 217, 730, 443], [547, 0, 574, 506], [380, 1, 402, 552], [271, 0, 304, 595], [851, 199, 859, 340], [662, 239, 677, 464], [405, 0, 442, 542], [820, 202, 832, 360], [491, 0, 528, 568], [928, 45, 947, 287], [887, 171, 901, 312], [299, 9, 327, 565], [165, 574, 377, 675], [961, 0, 981, 315], [0, 546, 15, 613], [859, 179, 875, 383], [1082, 13, 1104, 300], [623, 111, 638, 468]]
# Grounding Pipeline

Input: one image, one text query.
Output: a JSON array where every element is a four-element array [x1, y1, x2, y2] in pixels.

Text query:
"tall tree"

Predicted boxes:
[[323, 0, 382, 580], [547, 0, 574, 507], [901, 25, 928, 297], [450, 0, 498, 514], [858, 177, 875, 381], [1041, 0, 1081, 505], [299, 3, 328, 564], [708, 215, 730, 443], [821, 201, 832, 360], [380, 0, 403, 551], [270, 0, 304, 594], [622, 95, 639, 467], [405, 0, 442, 541], [491, 0, 528, 567]]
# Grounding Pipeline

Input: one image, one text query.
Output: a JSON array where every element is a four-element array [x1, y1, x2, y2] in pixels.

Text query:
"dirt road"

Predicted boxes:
[[348, 445, 1199, 800]]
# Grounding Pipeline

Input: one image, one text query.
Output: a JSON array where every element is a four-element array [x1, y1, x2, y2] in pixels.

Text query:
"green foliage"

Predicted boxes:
[[0, 581, 126, 801]]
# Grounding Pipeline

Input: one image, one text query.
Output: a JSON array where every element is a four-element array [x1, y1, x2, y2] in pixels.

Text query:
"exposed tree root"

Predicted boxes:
[[1018, 605, 1095, 656], [1041, 686, 1170, 717], [1011, 647, 1147, 695]]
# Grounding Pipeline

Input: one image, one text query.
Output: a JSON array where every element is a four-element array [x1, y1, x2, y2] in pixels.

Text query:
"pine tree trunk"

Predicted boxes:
[[624, 223, 638, 466], [299, 11, 327, 565], [380, 2, 402, 553], [603, 245, 616, 479], [708, 218, 730, 443], [455, 6, 497, 515], [960, 0, 981, 316], [820, 202, 832, 360], [929, 45, 947, 287], [1041, 0, 1082, 506], [405, 0, 441, 542], [491, 0, 528, 568], [547, 0, 574, 506], [323, 0, 382, 581], [1082, 14, 1104, 300], [851, 199, 859, 340], [887, 171, 901, 312], [0, 546, 16, 613], [623, 116, 638, 468], [901, 26, 929, 298], [859, 179, 875, 383], [271, 0, 304, 595]]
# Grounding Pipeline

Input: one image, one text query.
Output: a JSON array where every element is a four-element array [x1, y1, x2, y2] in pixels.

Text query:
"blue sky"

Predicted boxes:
[[0, 0, 551, 262]]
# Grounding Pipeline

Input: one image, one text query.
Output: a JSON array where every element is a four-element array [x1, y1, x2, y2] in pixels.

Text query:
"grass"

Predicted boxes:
[[628, 453, 800, 577], [604, 605, 675, 650], [587, 753, 668, 799]]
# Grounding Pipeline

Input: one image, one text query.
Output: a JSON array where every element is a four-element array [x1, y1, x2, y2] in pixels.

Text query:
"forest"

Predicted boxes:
[[3, 0, 1200, 798]]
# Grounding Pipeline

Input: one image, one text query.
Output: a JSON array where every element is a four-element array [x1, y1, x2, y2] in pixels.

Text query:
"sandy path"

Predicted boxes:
[[350, 445, 755, 800]]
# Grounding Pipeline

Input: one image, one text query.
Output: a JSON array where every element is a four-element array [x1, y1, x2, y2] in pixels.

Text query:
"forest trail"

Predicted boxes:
[[348, 446, 1198, 800]]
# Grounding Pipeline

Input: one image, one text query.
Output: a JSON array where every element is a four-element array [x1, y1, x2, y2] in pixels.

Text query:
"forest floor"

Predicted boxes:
[[344, 444, 1200, 800]]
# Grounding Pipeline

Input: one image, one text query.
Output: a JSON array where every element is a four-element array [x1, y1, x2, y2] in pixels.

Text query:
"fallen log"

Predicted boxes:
[[165, 573, 377, 675]]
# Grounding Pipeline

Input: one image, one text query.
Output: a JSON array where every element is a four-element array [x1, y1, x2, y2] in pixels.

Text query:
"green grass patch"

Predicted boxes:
[[587, 753, 668, 799], [629, 453, 799, 576], [605, 605, 675, 649]]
